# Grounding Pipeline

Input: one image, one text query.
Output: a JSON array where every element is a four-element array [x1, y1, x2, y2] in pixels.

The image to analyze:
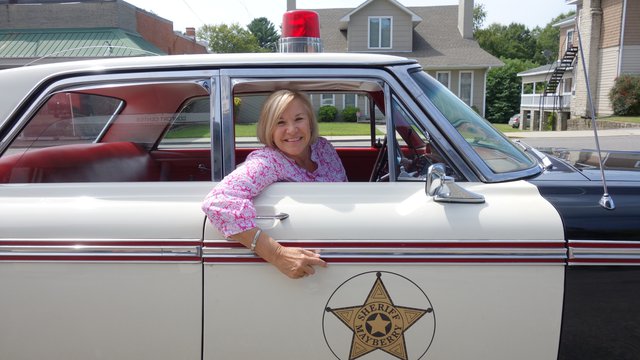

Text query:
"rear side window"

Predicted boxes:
[[0, 78, 214, 183], [12, 92, 121, 149]]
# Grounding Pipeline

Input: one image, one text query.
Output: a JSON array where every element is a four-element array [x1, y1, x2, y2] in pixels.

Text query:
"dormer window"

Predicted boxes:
[[368, 16, 392, 49]]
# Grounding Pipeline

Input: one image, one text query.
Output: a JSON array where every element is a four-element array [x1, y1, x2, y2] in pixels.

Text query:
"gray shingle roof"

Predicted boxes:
[[312, 5, 503, 70], [517, 62, 558, 76]]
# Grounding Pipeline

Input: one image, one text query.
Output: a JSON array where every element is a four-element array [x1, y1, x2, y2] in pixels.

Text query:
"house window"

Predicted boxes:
[[535, 82, 547, 94], [344, 93, 357, 108], [566, 29, 574, 49], [459, 71, 473, 106], [563, 78, 573, 94], [436, 72, 451, 88], [369, 17, 392, 49], [321, 94, 335, 106], [522, 83, 534, 94]]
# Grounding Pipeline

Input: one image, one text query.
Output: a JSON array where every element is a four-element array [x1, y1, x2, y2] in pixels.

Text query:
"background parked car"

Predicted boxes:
[[509, 113, 521, 128]]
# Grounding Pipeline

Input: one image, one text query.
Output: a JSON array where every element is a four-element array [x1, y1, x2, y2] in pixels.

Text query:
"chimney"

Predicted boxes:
[[185, 27, 196, 39], [287, 0, 296, 11], [458, 0, 473, 39]]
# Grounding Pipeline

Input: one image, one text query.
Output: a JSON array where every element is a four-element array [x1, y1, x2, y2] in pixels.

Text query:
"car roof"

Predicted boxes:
[[0, 53, 417, 128]]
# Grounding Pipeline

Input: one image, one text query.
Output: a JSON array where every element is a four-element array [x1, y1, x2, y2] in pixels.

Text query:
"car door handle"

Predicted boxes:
[[255, 213, 289, 221]]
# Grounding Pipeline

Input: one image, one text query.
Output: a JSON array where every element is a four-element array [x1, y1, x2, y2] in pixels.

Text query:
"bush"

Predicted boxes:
[[609, 74, 640, 116], [318, 105, 338, 122], [341, 106, 360, 122], [233, 97, 241, 117], [545, 113, 556, 131]]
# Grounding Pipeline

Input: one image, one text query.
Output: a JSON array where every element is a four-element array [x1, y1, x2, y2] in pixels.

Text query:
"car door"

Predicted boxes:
[[0, 71, 217, 360], [201, 68, 567, 360]]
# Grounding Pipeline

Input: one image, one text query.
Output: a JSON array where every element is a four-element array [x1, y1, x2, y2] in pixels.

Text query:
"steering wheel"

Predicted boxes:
[[369, 137, 389, 182]]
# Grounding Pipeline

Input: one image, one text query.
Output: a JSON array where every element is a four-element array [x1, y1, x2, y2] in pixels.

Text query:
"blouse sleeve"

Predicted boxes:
[[316, 137, 348, 182], [201, 151, 281, 237]]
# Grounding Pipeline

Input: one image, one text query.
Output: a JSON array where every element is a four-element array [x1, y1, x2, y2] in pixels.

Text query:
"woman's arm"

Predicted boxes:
[[230, 228, 327, 279], [202, 152, 279, 237], [203, 149, 327, 278]]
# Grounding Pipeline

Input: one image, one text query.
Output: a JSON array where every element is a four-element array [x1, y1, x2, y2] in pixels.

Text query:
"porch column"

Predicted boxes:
[[572, 0, 602, 118]]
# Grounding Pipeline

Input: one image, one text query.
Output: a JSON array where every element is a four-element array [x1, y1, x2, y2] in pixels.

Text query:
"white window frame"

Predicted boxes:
[[566, 29, 575, 50], [321, 94, 335, 106], [458, 71, 475, 106], [368, 16, 393, 50], [436, 71, 451, 88], [364, 96, 370, 116], [563, 78, 573, 95], [458, 71, 474, 106], [343, 93, 358, 109]]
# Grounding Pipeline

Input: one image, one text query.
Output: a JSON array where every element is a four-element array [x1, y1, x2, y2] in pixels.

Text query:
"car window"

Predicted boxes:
[[228, 78, 454, 183], [0, 78, 213, 183], [159, 96, 211, 149], [410, 70, 537, 174], [7, 92, 121, 151], [390, 97, 450, 182]]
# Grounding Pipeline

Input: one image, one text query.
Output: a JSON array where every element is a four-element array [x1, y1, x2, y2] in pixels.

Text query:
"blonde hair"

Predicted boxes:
[[256, 90, 319, 148]]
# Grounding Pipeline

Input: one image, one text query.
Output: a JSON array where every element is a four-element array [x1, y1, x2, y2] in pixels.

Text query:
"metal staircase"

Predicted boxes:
[[544, 46, 578, 95]]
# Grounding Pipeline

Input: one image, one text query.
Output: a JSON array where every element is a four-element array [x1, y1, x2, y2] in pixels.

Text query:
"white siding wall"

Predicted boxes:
[[347, 0, 413, 52], [621, 45, 640, 74], [596, 46, 619, 115]]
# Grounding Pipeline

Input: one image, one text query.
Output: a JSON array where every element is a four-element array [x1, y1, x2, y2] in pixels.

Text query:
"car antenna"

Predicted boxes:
[[576, 23, 615, 210]]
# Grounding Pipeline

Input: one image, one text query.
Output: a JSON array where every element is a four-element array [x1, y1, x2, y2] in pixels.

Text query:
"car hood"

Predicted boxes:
[[535, 148, 640, 182]]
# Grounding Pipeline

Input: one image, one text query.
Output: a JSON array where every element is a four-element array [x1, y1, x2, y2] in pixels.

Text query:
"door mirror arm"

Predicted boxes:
[[426, 164, 485, 203]]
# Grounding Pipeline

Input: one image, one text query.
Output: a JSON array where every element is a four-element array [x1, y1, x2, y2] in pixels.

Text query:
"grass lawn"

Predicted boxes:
[[492, 123, 522, 133], [238, 122, 375, 137], [166, 122, 377, 138], [599, 116, 640, 124], [319, 122, 378, 136]]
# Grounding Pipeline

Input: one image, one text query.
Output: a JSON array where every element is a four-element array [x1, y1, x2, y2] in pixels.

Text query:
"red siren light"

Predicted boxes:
[[278, 10, 323, 53]]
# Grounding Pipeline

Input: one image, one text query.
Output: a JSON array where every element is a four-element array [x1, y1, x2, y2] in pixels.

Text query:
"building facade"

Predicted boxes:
[[517, 0, 640, 130], [304, 0, 502, 117], [0, 0, 207, 69]]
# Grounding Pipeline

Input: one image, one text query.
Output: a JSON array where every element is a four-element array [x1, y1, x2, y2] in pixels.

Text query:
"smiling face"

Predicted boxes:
[[272, 98, 312, 163]]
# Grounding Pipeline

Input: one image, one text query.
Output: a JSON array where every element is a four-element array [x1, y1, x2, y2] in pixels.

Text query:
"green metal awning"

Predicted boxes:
[[0, 28, 164, 59]]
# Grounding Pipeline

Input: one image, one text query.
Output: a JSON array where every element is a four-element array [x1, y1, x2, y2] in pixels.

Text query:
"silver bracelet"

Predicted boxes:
[[250, 229, 262, 252]]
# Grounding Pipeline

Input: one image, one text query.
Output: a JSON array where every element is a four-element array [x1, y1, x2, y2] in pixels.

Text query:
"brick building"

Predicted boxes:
[[0, 0, 208, 69]]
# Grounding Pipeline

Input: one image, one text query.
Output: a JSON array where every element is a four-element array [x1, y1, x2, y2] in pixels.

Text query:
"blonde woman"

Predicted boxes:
[[202, 90, 347, 279]]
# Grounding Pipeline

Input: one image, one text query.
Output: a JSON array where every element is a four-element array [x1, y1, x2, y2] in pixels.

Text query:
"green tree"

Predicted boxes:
[[197, 23, 262, 53], [248, 17, 280, 52], [485, 58, 539, 123], [475, 23, 537, 61], [473, 3, 486, 32], [475, 10, 577, 123], [531, 11, 576, 64]]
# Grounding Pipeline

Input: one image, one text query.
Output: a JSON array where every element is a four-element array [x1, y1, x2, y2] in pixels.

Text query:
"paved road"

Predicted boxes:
[[238, 128, 640, 151], [505, 128, 640, 152]]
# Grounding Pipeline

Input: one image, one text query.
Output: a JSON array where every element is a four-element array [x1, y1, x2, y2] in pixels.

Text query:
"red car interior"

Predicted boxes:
[[0, 143, 380, 183]]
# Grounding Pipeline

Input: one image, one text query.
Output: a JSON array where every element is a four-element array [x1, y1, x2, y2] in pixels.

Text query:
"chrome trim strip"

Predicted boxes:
[[202, 243, 567, 263], [569, 240, 640, 246], [0, 245, 201, 259], [204, 239, 566, 246], [568, 240, 640, 265]]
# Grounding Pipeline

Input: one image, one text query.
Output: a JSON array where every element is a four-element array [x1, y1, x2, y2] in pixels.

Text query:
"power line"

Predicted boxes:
[[180, 0, 206, 26]]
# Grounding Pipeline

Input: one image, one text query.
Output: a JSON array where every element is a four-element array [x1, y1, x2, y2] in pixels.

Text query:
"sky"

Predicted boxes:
[[125, 0, 575, 34]]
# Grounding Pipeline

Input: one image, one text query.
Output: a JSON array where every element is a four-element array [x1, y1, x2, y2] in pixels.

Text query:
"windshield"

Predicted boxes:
[[410, 71, 537, 174]]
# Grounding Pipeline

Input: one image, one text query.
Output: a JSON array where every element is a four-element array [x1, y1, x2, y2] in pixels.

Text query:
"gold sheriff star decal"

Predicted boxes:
[[326, 272, 432, 360]]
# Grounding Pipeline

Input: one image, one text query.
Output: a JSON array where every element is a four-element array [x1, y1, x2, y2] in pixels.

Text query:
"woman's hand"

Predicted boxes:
[[272, 245, 327, 279], [230, 228, 327, 279]]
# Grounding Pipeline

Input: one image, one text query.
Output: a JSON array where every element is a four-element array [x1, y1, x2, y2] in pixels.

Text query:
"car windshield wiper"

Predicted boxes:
[[513, 140, 553, 170]]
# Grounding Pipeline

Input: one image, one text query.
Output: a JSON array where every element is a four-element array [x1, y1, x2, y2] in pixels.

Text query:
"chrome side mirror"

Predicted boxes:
[[426, 164, 485, 203]]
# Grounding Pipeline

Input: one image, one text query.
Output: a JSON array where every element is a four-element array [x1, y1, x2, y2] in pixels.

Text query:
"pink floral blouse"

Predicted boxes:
[[202, 137, 347, 237]]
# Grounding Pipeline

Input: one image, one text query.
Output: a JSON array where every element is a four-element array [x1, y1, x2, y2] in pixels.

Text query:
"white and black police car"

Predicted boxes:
[[0, 20, 639, 360]]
